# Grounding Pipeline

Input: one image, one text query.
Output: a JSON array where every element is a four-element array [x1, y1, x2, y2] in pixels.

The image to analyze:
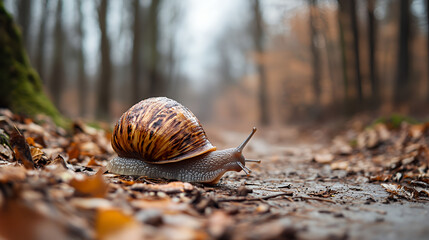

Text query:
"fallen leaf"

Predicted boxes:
[[71, 198, 113, 209], [409, 124, 425, 139], [131, 181, 194, 193], [80, 142, 103, 157], [95, 208, 141, 240], [70, 169, 108, 198], [0, 201, 69, 240], [0, 165, 26, 182], [313, 152, 334, 163], [67, 142, 80, 160], [369, 174, 392, 182], [330, 161, 349, 170], [30, 147, 50, 167], [9, 127, 34, 169], [381, 183, 417, 200], [0, 143, 13, 161], [26, 136, 43, 148], [207, 210, 233, 238]]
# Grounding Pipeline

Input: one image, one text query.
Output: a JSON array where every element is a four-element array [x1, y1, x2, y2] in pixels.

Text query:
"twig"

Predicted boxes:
[[293, 196, 336, 203], [217, 192, 294, 202]]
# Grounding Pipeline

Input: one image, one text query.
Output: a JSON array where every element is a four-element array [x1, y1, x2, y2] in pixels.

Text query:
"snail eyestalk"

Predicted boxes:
[[237, 162, 251, 175], [237, 127, 257, 153], [245, 159, 261, 163]]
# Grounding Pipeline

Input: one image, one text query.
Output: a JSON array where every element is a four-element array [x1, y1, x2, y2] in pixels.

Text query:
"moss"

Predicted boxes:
[[0, 2, 68, 127], [371, 114, 418, 129]]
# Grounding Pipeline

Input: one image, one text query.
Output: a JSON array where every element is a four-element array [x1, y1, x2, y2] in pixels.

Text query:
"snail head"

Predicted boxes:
[[234, 127, 260, 175]]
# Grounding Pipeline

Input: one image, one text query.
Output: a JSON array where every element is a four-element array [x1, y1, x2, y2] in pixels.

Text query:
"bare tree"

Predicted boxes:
[[425, 0, 429, 103], [394, 0, 411, 107], [309, 0, 321, 111], [77, 0, 87, 117], [252, 0, 269, 125], [337, 0, 362, 113], [35, 0, 49, 82], [350, 0, 362, 104], [337, 0, 350, 109], [16, 0, 32, 53], [96, 0, 112, 120], [131, 0, 143, 104], [147, 0, 162, 97], [367, 0, 379, 107], [164, 2, 182, 98], [49, 0, 64, 110], [318, 5, 340, 107]]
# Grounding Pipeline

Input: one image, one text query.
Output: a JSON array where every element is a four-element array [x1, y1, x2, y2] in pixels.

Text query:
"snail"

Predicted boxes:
[[107, 97, 259, 184]]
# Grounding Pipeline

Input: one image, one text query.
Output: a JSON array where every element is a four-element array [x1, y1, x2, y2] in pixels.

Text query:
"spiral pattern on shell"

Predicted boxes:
[[111, 97, 216, 164]]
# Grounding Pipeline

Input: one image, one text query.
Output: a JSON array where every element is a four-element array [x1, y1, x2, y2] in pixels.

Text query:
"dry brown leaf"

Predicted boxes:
[[95, 208, 141, 240], [409, 124, 426, 139], [130, 198, 190, 213], [71, 198, 113, 210], [70, 169, 108, 198], [0, 143, 13, 161], [0, 201, 69, 240], [381, 183, 417, 200], [313, 152, 334, 163], [0, 165, 26, 182], [131, 181, 194, 193], [26, 136, 43, 148], [207, 210, 233, 238], [369, 174, 392, 182], [80, 141, 103, 156], [331, 137, 352, 155], [119, 179, 136, 186], [9, 127, 34, 169], [30, 147, 50, 167], [330, 161, 349, 170], [67, 142, 80, 160], [87, 156, 102, 166], [375, 123, 390, 141]]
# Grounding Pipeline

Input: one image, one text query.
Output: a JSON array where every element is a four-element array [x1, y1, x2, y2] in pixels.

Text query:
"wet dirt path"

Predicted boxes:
[[211, 129, 429, 240]]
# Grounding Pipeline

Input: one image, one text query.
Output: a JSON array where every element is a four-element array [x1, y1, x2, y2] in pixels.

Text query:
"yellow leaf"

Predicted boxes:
[[95, 209, 136, 239], [70, 169, 108, 198]]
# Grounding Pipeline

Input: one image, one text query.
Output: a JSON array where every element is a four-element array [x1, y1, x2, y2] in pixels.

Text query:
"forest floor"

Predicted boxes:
[[0, 109, 429, 240]]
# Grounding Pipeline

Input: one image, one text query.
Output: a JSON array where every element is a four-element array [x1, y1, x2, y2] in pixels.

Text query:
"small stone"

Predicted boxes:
[[237, 185, 252, 196], [135, 209, 163, 226]]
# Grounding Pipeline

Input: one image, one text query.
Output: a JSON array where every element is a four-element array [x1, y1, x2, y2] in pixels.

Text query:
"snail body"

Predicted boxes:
[[107, 97, 258, 184]]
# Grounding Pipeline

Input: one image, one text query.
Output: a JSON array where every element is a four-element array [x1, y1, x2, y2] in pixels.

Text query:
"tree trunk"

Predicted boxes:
[[350, 0, 362, 104], [131, 0, 142, 103], [49, 0, 64, 110], [337, 0, 350, 113], [148, 0, 162, 97], [16, 0, 32, 54], [394, 0, 411, 107], [77, 0, 87, 117], [309, 0, 321, 113], [338, 0, 362, 113], [425, 0, 429, 103], [252, 0, 269, 126], [35, 0, 49, 82], [0, 2, 65, 126], [318, 8, 339, 108], [367, 0, 379, 107], [96, 0, 112, 120]]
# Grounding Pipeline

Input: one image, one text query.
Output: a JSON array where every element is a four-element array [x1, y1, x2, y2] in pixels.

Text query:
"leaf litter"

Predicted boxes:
[[1, 110, 429, 239]]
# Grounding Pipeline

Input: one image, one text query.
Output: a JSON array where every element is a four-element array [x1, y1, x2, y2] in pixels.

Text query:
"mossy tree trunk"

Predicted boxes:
[[0, 2, 66, 126]]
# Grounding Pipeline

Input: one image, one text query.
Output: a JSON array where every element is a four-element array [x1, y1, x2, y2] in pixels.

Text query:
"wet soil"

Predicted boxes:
[[204, 128, 429, 240], [1, 114, 429, 240]]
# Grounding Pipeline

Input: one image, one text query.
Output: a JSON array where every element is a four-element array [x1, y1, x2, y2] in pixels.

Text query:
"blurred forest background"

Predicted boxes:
[[4, 0, 429, 128]]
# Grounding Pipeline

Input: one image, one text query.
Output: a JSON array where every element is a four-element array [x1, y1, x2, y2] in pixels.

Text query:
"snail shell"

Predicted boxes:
[[108, 97, 258, 184], [111, 97, 215, 163]]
